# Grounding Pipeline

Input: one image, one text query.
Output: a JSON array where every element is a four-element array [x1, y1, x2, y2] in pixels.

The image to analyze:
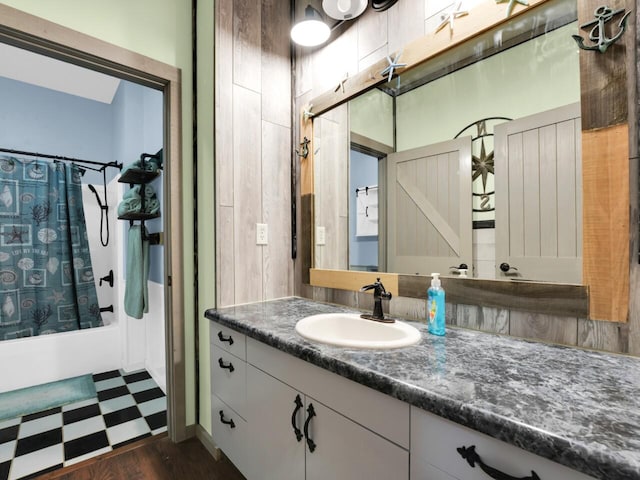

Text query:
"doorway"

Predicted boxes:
[[0, 0, 186, 456]]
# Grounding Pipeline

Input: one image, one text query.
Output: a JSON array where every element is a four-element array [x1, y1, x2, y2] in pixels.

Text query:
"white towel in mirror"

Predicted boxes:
[[356, 186, 378, 237]]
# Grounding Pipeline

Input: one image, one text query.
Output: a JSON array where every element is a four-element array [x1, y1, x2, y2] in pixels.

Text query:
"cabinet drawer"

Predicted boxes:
[[211, 394, 248, 477], [211, 322, 246, 359], [247, 337, 409, 449], [411, 407, 596, 480], [211, 346, 246, 419]]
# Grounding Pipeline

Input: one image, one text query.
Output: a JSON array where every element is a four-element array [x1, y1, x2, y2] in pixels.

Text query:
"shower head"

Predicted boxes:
[[88, 180, 110, 247], [87, 184, 103, 208]]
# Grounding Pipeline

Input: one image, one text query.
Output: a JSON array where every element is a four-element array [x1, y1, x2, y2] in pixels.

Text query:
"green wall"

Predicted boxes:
[[350, 88, 394, 148], [196, 0, 215, 435], [0, 0, 197, 426], [396, 23, 580, 151]]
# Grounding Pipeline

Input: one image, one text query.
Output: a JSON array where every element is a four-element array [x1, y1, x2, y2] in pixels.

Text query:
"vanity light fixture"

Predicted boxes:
[[291, 5, 331, 47]]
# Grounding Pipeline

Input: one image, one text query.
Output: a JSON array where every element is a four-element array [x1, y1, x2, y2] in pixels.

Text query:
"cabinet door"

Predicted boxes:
[[211, 394, 248, 477], [305, 398, 409, 480], [246, 365, 305, 480]]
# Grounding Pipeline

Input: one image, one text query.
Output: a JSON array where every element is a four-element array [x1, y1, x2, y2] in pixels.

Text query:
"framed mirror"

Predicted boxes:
[[300, 0, 634, 321]]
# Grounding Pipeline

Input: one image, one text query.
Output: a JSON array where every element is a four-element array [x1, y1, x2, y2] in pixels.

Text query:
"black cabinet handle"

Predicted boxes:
[[217, 331, 234, 345], [303, 403, 317, 452], [219, 410, 235, 429], [457, 445, 540, 480], [218, 357, 235, 372], [291, 394, 303, 442]]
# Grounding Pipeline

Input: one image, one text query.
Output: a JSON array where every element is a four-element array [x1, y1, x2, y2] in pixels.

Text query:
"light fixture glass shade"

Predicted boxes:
[[291, 5, 331, 47]]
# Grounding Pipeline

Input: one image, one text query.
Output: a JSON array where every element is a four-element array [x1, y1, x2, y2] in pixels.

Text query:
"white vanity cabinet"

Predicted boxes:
[[209, 320, 600, 480], [411, 407, 597, 480], [245, 337, 410, 480], [209, 323, 249, 477]]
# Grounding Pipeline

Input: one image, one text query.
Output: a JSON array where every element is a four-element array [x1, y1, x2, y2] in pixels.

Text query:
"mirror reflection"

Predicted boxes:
[[314, 0, 581, 283]]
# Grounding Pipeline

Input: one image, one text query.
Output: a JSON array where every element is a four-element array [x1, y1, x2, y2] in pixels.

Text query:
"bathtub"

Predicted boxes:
[[0, 320, 122, 393], [0, 179, 166, 394], [0, 182, 122, 394]]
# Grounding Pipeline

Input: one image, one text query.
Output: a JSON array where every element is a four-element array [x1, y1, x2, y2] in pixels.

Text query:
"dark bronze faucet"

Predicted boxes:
[[360, 278, 394, 323]]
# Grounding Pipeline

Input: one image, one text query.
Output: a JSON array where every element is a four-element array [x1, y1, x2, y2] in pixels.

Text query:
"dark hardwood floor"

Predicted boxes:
[[37, 434, 246, 480]]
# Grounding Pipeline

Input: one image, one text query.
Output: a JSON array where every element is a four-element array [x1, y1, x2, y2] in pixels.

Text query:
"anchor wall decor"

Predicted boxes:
[[296, 137, 310, 159], [572, 5, 631, 53]]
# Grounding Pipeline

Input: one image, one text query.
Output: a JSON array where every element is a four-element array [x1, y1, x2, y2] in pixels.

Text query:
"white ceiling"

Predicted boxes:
[[0, 42, 120, 104]]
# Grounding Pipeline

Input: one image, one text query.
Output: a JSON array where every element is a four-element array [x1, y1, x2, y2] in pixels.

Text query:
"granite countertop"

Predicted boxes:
[[205, 297, 640, 480]]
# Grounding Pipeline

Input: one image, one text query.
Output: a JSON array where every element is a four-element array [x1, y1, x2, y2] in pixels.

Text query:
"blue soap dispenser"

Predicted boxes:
[[427, 273, 446, 336]]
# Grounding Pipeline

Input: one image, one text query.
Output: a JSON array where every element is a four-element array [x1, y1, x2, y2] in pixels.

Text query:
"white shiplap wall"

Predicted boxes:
[[215, 0, 294, 307]]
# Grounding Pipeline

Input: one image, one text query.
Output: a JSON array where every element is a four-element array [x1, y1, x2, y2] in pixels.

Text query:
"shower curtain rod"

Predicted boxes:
[[0, 147, 123, 171]]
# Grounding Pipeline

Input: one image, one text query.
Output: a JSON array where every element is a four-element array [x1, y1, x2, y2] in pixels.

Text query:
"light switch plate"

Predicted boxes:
[[256, 223, 268, 245], [316, 226, 326, 245]]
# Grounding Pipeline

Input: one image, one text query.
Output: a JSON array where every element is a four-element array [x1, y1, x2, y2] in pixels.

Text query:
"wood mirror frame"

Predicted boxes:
[[299, 0, 635, 322], [0, 5, 188, 440]]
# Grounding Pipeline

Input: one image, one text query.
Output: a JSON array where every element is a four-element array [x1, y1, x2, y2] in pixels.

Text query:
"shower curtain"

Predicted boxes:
[[0, 156, 103, 340]]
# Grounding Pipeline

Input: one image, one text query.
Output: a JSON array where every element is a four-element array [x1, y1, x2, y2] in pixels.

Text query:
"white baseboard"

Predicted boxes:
[[196, 424, 221, 461], [121, 361, 145, 373], [146, 364, 167, 394]]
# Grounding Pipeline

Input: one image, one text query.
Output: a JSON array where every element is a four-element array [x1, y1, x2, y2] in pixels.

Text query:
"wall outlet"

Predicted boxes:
[[256, 223, 268, 245], [316, 226, 326, 245]]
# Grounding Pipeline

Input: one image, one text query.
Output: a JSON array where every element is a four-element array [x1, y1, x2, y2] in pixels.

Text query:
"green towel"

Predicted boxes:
[[117, 184, 160, 216], [124, 225, 150, 319], [141, 185, 160, 214], [121, 151, 163, 175]]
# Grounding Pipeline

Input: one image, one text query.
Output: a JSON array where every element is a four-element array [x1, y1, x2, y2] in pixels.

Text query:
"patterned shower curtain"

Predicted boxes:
[[0, 156, 103, 340]]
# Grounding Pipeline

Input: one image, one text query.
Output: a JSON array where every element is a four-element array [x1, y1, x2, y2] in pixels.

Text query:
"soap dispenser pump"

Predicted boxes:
[[427, 273, 446, 336]]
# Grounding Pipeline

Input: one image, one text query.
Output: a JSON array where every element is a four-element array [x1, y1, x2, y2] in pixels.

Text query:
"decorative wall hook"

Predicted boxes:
[[572, 6, 631, 53], [495, 0, 528, 18], [296, 137, 310, 159]]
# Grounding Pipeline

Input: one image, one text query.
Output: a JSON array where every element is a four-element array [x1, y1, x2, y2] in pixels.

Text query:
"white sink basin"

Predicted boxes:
[[295, 313, 421, 349]]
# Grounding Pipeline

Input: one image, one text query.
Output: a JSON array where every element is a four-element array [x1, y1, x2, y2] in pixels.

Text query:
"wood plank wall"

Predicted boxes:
[[579, 0, 633, 322], [215, 0, 294, 306], [293, 0, 640, 354]]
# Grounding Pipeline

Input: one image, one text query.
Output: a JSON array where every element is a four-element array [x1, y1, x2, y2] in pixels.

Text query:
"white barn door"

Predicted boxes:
[[494, 103, 582, 283], [387, 137, 472, 276]]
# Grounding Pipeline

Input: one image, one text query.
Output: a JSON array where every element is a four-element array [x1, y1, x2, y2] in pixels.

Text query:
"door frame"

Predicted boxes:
[[0, 5, 188, 441]]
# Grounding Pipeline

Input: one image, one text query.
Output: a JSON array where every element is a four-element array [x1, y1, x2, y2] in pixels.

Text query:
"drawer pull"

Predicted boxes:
[[457, 445, 540, 480], [219, 410, 236, 429], [304, 403, 317, 452], [291, 394, 303, 442], [218, 357, 235, 372], [217, 331, 234, 345]]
